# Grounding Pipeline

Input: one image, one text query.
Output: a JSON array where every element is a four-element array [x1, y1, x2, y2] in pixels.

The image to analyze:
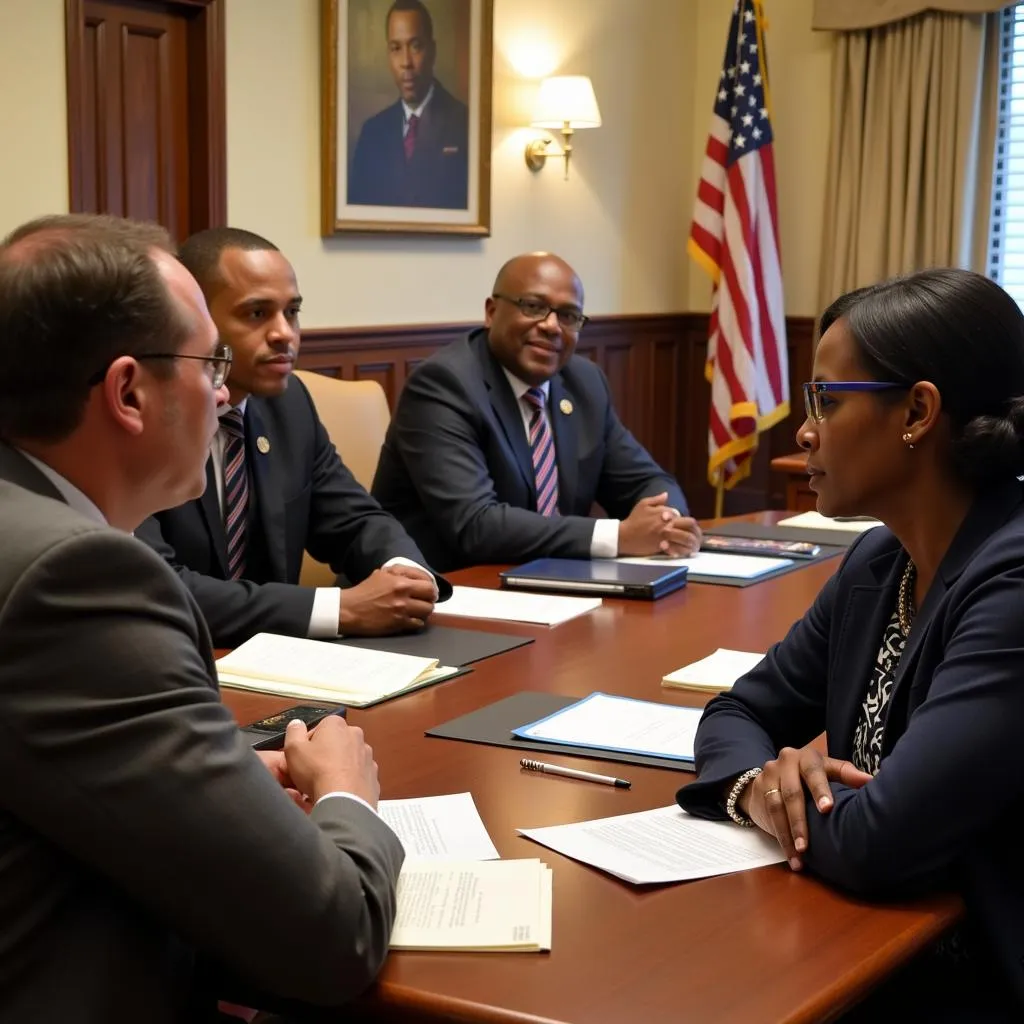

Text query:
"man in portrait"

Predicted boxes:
[[348, 0, 470, 210]]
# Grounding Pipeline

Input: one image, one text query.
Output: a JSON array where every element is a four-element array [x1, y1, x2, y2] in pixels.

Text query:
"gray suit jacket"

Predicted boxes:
[[0, 443, 405, 1023]]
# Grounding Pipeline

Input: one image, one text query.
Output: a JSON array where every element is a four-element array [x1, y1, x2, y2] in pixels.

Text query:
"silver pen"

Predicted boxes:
[[520, 757, 631, 789]]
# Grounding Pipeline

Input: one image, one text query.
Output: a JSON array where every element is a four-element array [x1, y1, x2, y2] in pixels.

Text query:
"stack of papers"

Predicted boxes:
[[777, 511, 881, 533], [435, 585, 601, 625], [375, 792, 551, 952], [518, 804, 784, 884], [216, 632, 459, 707], [513, 692, 702, 766], [391, 859, 552, 952], [661, 648, 765, 693], [617, 551, 792, 579]]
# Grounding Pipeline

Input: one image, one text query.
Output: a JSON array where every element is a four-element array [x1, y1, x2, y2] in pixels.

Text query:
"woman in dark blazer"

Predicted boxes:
[[678, 268, 1024, 1019]]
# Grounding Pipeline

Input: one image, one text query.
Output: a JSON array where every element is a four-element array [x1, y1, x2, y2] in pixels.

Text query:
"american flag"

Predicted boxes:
[[689, 0, 788, 491]]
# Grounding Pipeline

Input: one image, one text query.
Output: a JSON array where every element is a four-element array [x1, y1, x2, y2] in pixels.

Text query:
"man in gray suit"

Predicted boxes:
[[0, 215, 404, 1022]]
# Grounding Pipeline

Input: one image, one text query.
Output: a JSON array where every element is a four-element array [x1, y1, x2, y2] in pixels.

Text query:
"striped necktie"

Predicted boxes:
[[404, 113, 419, 160], [221, 408, 249, 580], [523, 387, 560, 517]]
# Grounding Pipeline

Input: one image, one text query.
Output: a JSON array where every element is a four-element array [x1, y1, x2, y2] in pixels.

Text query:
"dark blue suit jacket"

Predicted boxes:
[[136, 375, 449, 648], [678, 481, 1024, 1006], [371, 328, 688, 572], [348, 80, 468, 210]]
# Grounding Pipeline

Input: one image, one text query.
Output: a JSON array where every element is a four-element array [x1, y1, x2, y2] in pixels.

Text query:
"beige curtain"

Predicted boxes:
[[813, 0, 1015, 32], [817, 10, 1002, 311]]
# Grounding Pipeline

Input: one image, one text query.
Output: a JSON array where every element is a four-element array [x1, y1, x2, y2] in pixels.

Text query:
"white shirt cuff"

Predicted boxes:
[[591, 518, 621, 559], [314, 791, 381, 817], [383, 556, 439, 599], [308, 587, 342, 638]]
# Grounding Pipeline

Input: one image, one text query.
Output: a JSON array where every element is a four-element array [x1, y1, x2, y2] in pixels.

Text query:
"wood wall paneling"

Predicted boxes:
[[298, 314, 815, 518]]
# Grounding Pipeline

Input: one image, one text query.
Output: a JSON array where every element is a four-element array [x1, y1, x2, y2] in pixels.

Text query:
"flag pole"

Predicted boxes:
[[713, 474, 725, 520]]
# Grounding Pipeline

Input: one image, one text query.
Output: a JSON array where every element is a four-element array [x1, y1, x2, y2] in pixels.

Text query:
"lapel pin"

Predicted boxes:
[[256, 436, 271, 454], [559, 398, 574, 415]]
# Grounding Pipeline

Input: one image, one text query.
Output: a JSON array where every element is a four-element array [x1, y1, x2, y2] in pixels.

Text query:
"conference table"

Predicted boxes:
[[221, 512, 962, 1024]]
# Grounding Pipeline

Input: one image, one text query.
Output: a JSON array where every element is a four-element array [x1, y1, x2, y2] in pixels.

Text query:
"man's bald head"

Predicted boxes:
[[484, 252, 586, 387]]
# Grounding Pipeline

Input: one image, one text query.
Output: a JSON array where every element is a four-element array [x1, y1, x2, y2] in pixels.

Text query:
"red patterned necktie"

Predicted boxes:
[[221, 408, 249, 580], [523, 388, 560, 516], [404, 113, 419, 160]]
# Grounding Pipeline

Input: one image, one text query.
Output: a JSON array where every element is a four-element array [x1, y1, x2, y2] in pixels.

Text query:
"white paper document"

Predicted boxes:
[[513, 692, 701, 764], [435, 585, 601, 625], [378, 793, 500, 862], [390, 859, 552, 951], [661, 648, 766, 693], [777, 511, 881, 533], [518, 804, 785, 885], [617, 551, 792, 579]]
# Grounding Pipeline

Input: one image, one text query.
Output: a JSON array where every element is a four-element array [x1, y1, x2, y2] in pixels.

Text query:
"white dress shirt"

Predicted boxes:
[[500, 368, 620, 558], [212, 402, 434, 638]]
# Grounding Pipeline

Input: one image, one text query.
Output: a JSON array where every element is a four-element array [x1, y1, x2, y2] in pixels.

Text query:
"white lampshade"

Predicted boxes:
[[530, 75, 602, 130]]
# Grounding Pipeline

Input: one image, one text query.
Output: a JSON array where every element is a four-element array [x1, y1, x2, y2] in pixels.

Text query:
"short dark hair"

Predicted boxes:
[[819, 268, 1024, 489], [0, 214, 188, 443], [177, 226, 279, 298], [386, 0, 434, 40]]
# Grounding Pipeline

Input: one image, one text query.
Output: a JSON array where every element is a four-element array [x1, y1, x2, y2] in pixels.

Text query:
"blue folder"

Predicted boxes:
[[499, 558, 688, 600]]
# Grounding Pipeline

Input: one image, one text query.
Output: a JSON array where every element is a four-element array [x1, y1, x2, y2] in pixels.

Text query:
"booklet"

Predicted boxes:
[[661, 648, 766, 693]]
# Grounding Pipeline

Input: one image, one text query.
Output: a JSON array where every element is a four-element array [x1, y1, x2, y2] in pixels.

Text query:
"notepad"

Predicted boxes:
[[661, 648, 765, 693], [512, 692, 701, 765], [777, 511, 881, 533], [435, 585, 601, 625], [390, 859, 552, 952], [216, 632, 460, 708]]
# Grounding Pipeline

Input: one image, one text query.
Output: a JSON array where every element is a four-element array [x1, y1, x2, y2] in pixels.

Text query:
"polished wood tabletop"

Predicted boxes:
[[221, 513, 961, 1024]]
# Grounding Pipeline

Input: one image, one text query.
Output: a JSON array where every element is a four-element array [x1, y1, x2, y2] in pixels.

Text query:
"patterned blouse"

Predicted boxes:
[[851, 605, 905, 775]]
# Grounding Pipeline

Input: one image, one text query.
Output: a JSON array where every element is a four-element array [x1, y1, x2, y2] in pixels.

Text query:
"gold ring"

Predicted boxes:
[[763, 787, 781, 797]]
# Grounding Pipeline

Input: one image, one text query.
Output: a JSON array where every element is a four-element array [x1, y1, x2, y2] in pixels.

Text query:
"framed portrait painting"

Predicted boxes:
[[321, 0, 493, 236]]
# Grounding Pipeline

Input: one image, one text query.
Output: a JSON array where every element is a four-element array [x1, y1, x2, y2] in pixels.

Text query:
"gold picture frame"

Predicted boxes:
[[321, 0, 493, 236]]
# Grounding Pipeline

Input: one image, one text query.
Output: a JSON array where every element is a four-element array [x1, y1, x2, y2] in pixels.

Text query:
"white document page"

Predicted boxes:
[[378, 793, 500, 862], [390, 859, 552, 951], [435, 585, 601, 625], [617, 551, 792, 578], [518, 804, 785, 885], [514, 692, 701, 762], [777, 511, 881, 533], [662, 648, 766, 692]]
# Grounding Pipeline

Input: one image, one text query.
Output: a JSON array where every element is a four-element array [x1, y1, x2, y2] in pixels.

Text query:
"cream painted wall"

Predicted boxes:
[[0, 0, 68, 237], [686, 0, 833, 317], [225, 0, 696, 326]]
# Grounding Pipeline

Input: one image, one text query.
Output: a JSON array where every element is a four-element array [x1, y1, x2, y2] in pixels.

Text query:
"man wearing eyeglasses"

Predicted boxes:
[[372, 252, 700, 572], [0, 215, 403, 1021], [136, 227, 450, 649]]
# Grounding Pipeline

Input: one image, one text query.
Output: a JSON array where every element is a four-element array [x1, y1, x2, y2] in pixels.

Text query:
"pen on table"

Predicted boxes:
[[520, 758, 631, 789]]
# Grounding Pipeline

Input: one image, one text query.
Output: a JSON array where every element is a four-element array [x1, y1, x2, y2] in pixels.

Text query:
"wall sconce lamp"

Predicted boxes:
[[525, 75, 602, 180]]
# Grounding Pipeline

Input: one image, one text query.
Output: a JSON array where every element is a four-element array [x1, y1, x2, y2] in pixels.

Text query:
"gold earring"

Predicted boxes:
[[902, 431, 915, 450]]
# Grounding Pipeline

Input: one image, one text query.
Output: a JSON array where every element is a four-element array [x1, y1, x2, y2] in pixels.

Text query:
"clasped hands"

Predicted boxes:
[[737, 745, 873, 871], [339, 563, 438, 635], [619, 492, 702, 557]]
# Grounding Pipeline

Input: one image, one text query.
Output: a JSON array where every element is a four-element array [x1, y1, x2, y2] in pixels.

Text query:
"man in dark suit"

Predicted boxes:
[[348, 0, 469, 209], [136, 227, 449, 649], [0, 214, 403, 1022], [372, 252, 702, 572]]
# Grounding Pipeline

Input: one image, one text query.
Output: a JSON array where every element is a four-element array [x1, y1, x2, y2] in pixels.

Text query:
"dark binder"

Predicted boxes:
[[499, 558, 688, 600]]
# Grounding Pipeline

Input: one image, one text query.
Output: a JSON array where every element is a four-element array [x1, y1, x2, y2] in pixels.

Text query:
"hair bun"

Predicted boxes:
[[951, 397, 1024, 486]]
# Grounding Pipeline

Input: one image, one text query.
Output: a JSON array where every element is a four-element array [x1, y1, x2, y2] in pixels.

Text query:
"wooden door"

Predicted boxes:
[[66, 0, 226, 241]]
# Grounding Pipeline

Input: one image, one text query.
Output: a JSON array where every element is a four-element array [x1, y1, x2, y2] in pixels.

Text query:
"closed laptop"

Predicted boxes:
[[499, 558, 688, 600]]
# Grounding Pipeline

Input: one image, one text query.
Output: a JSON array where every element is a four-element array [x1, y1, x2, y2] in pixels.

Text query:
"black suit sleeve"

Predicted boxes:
[[301, 399, 448, 592], [386, 359, 597, 563], [134, 514, 316, 648], [0, 530, 404, 1005], [591, 366, 689, 519]]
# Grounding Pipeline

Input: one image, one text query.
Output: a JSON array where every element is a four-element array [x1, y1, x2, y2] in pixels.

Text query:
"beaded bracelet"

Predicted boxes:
[[725, 766, 762, 827]]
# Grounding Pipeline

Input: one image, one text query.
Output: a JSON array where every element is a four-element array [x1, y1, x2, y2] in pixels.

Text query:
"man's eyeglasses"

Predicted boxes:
[[802, 381, 909, 423], [88, 344, 234, 389], [492, 293, 589, 332]]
